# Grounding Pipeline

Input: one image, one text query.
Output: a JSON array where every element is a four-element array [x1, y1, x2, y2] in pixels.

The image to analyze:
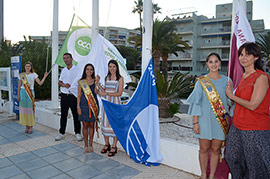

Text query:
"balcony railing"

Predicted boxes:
[[201, 40, 230, 47], [201, 27, 231, 34]]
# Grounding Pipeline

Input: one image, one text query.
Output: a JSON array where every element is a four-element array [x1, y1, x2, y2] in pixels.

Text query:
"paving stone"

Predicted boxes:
[[8, 135, 31, 143], [15, 158, 49, 172], [32, 146, 59, 157], [75, 152, 104, 164], [0, 157, 13, 168], [62, 146, 84, 157], [0, 142, 28, 158], [8, 152, 38, 164], [67, 165, 102, 179], [8, 173, 31, 179], [92, 157, 121, 172], [0, 138, 11, 146], [0, 165, 23, 178], [52, 158, 84, 172], [50, 173, 73, 179], [52, 142, 78, 151], [104, 164, 140, 179], [26, 165, 62, 179], [41, 152, 71, 164], [27, 130, 47, 138]]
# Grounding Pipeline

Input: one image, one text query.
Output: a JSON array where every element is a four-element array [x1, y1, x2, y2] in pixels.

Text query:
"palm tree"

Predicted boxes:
[[132, 0, 143, 36], [132, 0, 161, 36], [152, 19, 189, 76], [156, 71, 193, 118], [257, 32, 270, 68]]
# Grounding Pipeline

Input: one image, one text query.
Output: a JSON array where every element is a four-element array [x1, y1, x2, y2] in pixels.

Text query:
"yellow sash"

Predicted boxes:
[[198, 76, 229, 140], [79, 79, 99, 138], [19, 73, 35, 116]]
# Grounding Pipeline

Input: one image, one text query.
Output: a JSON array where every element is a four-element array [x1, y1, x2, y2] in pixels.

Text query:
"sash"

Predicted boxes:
[[79, 79, 99, 138], [198, 76, 229, 141], [19, 73, 35, 116]]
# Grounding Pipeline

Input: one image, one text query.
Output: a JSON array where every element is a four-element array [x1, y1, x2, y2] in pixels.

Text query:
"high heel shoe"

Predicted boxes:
[[108, 146, 117, 157], [100, 144, 110, 154]]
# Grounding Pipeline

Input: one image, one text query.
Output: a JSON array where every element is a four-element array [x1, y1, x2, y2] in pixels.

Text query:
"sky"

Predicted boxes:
[[3, 0, 270, 44]]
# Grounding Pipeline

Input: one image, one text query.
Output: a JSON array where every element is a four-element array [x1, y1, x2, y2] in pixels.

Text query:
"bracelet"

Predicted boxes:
[[193, 122, 198, 125]]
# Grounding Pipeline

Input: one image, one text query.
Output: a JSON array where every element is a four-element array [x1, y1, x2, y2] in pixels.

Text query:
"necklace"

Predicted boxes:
[[243, 70, 256, 79]]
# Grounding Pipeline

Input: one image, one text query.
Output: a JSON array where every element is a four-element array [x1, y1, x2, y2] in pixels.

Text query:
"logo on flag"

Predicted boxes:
[[102, 59, 163, 166], [55, 14, 91, 67], [227, 0, 255, 88]]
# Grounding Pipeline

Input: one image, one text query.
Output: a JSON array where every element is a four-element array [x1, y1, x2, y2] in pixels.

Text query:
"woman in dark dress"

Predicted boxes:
[[77, 64, 99, 153]]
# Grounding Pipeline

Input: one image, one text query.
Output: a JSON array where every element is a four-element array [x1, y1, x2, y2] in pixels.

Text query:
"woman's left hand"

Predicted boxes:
[[226, 81, 234, 99]]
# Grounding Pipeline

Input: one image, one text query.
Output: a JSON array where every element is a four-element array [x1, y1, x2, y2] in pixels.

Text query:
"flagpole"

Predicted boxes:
[[92, 0, 99, 44], [142, 0, 153, 74], [51, 0, 59, 107], [227, 0, 246, 81]]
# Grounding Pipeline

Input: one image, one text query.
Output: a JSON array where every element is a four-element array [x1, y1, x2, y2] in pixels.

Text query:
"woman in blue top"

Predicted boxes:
[[187, 53, 232, 179]]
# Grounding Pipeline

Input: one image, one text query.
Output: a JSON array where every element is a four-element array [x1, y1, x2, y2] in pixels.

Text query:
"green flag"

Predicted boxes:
[[55, 14, 92, 67]]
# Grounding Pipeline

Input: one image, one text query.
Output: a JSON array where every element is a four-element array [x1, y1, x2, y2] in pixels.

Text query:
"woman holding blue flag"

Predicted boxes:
[[187, 53, 233, 179], [98, 59, 124, 157]]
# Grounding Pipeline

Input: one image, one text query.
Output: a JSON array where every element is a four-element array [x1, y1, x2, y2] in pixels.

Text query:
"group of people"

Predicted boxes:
[[188, 42, 270, 179], [17, 42, 270, 177], [17, 52, 123, 157]]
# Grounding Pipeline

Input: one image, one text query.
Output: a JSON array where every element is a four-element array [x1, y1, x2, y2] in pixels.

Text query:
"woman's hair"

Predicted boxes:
[[238, 42, 264, 72], [81, 63, 95, 80], [106, 59, 121, 81], [23, 61, 34, 73], [206, 52, 222, 62]]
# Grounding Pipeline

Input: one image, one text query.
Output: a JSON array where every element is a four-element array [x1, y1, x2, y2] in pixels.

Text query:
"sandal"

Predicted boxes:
[[100, 144, 110, 154], [84, 147, 89, 153], [89, 146, 93, 153], [108, 146, 117, 157], [25, 126, 29, 133]]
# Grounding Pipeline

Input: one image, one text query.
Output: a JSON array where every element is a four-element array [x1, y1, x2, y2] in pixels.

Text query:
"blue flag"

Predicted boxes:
[[102, 59, 163, 166]]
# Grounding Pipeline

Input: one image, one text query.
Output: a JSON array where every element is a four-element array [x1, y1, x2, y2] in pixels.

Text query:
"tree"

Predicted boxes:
[[156, 71, 193, 118], [257, 32, 270, 69], [152, 19, 189, 76], [132, 0, 161, 37], [132, 0, 143, 36], [116, 46, 141, 70], [20, 36, 51, 99]]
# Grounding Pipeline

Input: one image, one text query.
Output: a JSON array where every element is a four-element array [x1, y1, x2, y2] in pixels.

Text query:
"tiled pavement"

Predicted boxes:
[[0, 112, 198, 179]]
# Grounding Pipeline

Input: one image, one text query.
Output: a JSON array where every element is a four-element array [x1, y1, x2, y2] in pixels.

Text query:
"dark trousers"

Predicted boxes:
[[225, 124, 270, 179], [59, 93, 81, 135]]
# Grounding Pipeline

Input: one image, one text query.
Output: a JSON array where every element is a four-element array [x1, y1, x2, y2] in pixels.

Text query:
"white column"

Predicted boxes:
[[142, 0, 153, 74], [92, 0, 99, 44], [0, 0, 3, 42], [51, 0, 59, 107]]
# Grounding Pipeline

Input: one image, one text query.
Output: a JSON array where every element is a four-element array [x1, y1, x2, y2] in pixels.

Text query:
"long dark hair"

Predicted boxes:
[[206, 52, 222, 62], [23, 61, 35, 73], [80, 63, 95, 80], [106, 59, 121, 81], [238, 42, 264, 72]]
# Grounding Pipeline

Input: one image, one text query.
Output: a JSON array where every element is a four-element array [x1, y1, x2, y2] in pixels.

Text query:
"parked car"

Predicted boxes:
[[120, 92, 130, 104]]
